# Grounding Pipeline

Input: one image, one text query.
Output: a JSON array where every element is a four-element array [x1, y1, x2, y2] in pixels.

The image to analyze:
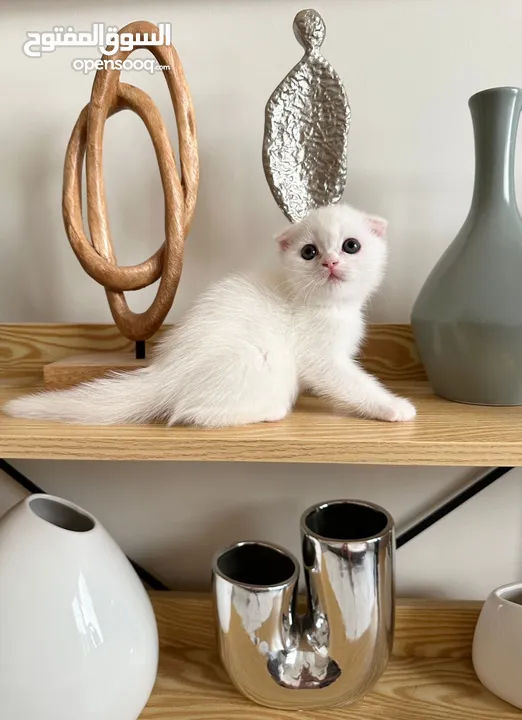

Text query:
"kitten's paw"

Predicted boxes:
[[385, 397, 416, 422], [375, 397, 417, 422]]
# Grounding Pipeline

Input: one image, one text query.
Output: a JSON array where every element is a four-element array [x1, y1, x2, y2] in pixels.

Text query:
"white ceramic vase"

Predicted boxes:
[[0, 494, 159, 720], [472, 581, 522, 709]]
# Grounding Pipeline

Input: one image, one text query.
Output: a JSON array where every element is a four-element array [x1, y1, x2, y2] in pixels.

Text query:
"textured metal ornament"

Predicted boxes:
[[263, 9, 351, 222]]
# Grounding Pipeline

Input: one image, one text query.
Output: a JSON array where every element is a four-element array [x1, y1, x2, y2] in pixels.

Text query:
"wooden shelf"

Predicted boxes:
[[2, 323, 522, 465], [142, 592, 519, 719], [2, 378, 522, 464]]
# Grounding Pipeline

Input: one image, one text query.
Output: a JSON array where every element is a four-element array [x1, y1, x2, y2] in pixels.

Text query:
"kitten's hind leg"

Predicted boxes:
[[306, 360, 416, 422], [168, 402, 291, 428], [166, 342, 297, 428]]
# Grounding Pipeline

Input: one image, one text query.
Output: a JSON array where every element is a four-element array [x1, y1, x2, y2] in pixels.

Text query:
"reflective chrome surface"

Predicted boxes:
[[263, 8, 351, 223], [212, 499, 395, 709]]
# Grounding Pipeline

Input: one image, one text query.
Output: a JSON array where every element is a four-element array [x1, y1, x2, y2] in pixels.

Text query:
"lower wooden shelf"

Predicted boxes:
[[143, 593, 520, 719]]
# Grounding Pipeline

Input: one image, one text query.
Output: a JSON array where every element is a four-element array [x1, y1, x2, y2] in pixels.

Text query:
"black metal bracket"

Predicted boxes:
[[1, 459, 513, 577], [396, 466, 513, 548], [0, 459, 170, 591]]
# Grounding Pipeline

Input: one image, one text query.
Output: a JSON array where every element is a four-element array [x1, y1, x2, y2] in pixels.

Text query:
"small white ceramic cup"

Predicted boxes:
[[473, 581, 522, 709]]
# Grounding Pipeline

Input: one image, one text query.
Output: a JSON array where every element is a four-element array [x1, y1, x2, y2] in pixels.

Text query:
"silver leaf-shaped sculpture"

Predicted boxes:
[[263, 9, 351, 223]]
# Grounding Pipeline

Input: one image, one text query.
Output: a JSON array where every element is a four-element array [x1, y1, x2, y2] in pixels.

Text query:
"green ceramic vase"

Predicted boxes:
[[411, 86, 522, 405]]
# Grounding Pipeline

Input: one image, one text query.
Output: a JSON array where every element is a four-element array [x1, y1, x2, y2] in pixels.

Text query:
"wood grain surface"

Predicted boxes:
[[140, 593, 517, 720], [1, 323, 518, 465], [0, 323, 420, 381], [43, 352, 149, 390], [0, 324, 135, 378], [0, 323, 424, 381], [40, 323, 425, 389], [1, 378, 521, 464], [392, 599, 481, 659], [359, 323, 427, 381]]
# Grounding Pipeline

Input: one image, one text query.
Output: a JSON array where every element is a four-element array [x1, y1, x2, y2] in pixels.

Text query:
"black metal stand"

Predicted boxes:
[[135, 341, 146, 360]]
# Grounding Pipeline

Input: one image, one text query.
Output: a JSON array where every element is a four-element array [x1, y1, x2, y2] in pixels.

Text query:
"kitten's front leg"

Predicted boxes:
[[307, 360, 416, 422]]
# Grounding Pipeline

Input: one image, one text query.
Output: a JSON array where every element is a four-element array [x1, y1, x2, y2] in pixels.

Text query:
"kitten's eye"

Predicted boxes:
[[342, 238, 361, 254], [301, 244, 318, 260]]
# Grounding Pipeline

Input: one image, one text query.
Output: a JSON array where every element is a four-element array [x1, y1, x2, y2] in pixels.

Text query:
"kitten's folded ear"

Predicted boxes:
[[275, 222, 298, 251], [366, 215, 388, 238]]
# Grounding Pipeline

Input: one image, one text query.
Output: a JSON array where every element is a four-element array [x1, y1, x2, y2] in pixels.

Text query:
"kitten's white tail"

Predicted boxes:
[[4, 367, 165, 425]]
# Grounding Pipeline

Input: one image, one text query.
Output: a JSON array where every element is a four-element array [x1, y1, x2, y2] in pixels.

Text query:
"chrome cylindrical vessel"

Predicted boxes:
[[212, 499, 395, 709]]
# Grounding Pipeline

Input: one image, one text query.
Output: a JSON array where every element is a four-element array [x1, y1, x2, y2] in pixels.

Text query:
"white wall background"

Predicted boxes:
[[1, 0, 522, 598]]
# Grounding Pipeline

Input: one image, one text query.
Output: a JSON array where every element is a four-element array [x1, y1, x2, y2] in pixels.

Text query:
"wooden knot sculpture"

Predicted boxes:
[[63, 21, 199, 342]]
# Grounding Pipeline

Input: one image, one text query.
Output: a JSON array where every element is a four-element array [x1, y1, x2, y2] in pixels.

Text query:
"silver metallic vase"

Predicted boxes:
[[211, 499, 395, 709]]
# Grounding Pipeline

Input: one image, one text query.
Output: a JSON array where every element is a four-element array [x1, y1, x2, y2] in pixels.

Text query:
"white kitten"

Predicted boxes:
[[4, 204, 416, 427]]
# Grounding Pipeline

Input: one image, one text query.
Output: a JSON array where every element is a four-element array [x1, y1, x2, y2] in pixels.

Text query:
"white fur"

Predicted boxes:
[[3, 204, 416, 427]]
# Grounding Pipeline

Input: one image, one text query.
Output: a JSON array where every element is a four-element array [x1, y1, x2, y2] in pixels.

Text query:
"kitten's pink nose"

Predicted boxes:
[[322, 260, 339, 270]]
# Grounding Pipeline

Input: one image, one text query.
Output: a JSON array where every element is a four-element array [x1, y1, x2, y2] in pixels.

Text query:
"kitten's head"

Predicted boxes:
[[276, 204, 388, 304]]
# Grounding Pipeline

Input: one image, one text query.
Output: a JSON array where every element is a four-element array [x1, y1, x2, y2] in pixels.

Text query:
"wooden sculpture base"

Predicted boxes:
[[43, 352, 150, 391]]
